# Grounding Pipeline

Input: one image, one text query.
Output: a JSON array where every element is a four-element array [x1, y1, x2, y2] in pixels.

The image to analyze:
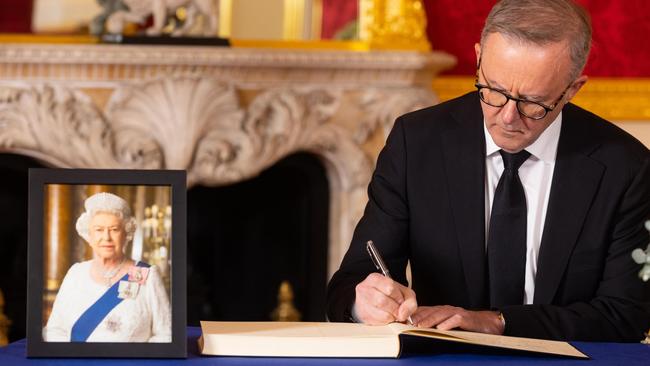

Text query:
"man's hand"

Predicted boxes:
[[353, 273, 417, 325], [411, 306, 505, 335]]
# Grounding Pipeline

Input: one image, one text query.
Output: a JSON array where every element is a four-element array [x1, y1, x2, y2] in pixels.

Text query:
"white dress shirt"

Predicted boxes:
[[484, 113, 562, 304]]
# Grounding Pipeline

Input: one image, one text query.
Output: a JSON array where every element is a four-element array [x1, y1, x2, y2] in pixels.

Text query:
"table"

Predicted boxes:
[[2, 327, 649, 365]]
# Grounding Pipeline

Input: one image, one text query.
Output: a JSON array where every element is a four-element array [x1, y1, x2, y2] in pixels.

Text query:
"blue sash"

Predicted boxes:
[[70, 261, 150, 342]]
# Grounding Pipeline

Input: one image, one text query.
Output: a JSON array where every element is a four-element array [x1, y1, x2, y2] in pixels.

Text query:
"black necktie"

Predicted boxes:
[[488, 149, 531, 308]]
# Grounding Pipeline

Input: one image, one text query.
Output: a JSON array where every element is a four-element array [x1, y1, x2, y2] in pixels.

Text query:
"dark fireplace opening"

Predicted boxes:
[[186, 152, 330, 325], [0, 154, 46, 342], [0, 151, 330, 342]]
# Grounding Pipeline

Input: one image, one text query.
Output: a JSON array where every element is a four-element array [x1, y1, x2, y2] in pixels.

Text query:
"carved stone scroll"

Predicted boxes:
[[0, 85, 120, 168]]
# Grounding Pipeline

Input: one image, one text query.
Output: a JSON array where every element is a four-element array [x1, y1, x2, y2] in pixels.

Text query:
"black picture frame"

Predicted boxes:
[[26, 169, 186, 358]]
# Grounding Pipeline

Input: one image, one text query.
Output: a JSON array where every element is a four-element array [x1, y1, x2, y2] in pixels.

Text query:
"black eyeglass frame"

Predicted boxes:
[[474, 58, 573, 120]]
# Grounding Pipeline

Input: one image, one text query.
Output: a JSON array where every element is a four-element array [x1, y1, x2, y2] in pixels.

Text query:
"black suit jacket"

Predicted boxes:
[[327, 92, 650, 342]]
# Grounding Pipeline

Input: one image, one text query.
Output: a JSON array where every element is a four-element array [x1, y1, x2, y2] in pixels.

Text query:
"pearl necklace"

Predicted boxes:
[[100, 257, 126, 287]]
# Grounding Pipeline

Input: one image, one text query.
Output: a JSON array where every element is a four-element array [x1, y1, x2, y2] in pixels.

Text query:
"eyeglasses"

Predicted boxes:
[[475, 59, 572, 120]]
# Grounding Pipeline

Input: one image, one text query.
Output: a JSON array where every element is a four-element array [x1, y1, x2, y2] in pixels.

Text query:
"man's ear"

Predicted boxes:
[[565, 75, 588, 102], [474, 43, 481, 67]]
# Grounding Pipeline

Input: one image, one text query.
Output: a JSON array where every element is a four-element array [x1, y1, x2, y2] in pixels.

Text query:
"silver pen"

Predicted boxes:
[[366, 240, 415, 325]]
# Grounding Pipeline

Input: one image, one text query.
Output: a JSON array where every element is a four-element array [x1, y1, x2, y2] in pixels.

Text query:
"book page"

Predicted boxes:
[[202, 321, 399, 337], [402, 327, 587, 358]]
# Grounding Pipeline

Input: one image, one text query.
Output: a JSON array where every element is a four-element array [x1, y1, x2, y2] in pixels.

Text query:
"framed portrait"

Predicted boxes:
[[26, 169, 186, 358]]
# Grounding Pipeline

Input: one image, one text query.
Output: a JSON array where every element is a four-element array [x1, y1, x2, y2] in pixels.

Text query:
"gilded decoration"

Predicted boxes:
[[359, 0, 430, 51], [0, 290, 9, 346]]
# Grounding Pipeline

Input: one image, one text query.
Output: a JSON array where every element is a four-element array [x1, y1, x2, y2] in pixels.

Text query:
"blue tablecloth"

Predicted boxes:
[[2, 327, 650, 365]]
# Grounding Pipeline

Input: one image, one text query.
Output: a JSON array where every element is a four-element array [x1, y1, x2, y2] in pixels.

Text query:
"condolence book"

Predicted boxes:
[[198, 321, 587, 358]]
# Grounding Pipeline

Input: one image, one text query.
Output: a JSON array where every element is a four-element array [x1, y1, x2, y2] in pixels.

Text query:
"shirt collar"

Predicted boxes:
[[484, 112, 562, 163]]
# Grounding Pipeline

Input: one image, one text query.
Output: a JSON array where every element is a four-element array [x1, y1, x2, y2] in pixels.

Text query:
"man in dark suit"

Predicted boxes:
[[327, 0, 650, 342]]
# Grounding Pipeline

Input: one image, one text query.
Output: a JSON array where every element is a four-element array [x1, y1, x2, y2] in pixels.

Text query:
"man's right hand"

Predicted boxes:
[[352, 272, 417, 325]]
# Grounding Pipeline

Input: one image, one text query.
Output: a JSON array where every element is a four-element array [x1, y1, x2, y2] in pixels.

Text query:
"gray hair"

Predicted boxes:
[[480, 0, 592, 82], [75, 192, 137, 244]]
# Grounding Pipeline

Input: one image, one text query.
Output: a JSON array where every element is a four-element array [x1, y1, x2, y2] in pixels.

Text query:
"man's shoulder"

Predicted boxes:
[[397, 92, 480, 132], [564, 103, 649, 161]]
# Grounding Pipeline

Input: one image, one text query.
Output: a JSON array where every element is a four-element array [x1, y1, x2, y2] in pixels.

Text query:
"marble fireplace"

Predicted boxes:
[[0, 42, 454, 277], [0, 42, 455, 332]]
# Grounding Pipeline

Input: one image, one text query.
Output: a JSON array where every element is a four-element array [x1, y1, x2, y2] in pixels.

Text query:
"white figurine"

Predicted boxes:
[[106, 0, 219, 36]]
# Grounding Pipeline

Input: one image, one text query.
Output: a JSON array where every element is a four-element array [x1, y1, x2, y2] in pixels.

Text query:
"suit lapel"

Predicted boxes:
[[533, 106, 604, 304], [442, 94, 489, 308]]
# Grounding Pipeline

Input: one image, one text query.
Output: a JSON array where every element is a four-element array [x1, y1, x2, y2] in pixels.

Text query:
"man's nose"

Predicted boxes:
[[500, 99, 520, 125]]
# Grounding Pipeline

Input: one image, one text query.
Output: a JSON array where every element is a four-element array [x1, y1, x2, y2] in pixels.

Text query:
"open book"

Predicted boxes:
[[198, 321, 587, 358]]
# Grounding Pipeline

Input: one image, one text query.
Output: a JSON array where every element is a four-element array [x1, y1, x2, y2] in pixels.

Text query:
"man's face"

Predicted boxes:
[[89, 212, 126, 260], [475, 33, 587, 153]]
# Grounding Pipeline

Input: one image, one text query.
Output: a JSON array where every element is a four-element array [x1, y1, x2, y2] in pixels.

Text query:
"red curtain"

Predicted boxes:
[[424, 0, 650, 77], [319, 0, 650, 77], [579, 0, 650, 77], [321, 0, 358, 39], [0, 0, 32, 33], [423, 0, 494, 75]]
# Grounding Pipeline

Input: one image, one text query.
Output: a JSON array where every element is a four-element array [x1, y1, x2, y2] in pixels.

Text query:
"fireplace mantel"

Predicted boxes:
[[0, 43, 455, 277]]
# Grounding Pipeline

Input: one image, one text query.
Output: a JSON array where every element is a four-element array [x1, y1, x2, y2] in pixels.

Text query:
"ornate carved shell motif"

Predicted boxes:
[[106, 77, 246, 178], [0, 78, 377, 190]]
